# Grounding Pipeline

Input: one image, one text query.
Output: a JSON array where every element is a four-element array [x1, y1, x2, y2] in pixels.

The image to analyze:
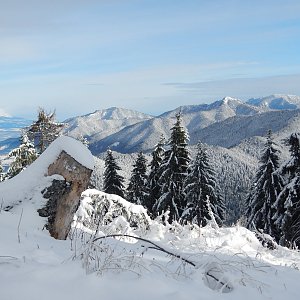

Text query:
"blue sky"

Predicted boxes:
[[0, 0, 300, 120]]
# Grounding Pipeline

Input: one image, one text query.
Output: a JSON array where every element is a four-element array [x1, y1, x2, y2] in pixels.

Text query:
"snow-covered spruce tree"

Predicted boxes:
[[27, 108, 64, 154], [103, 149, 125, 198], [6, 132, 38, 178], [127, 152, 149, 205], [182, 142, 225, 227], [153, 112, 190, 222], [245, 130, 284, 240], [146, 135, 165, 216], [274, 133, 300, 247]]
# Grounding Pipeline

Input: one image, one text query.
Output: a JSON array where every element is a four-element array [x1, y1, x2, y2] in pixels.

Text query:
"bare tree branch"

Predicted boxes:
[[93, 234, 196, 267]]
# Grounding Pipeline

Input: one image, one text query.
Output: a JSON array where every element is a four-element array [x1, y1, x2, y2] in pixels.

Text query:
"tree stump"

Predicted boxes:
[[38, 150, 93, 239]]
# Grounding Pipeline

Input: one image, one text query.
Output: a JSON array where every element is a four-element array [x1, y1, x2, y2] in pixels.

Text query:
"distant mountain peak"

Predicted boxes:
[[221, 96, 242, 104], [64, 107, 153, 144], [247, 94, 300, 110], [81, 107, 152, 121]]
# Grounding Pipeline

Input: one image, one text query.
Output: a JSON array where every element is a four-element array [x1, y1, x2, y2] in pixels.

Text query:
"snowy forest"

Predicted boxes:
[[1, 108, 300, 250]]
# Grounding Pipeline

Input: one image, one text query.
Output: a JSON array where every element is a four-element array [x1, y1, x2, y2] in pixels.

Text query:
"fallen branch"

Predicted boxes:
[[89, 233, 234, 293], [92, 234, 196, 267]]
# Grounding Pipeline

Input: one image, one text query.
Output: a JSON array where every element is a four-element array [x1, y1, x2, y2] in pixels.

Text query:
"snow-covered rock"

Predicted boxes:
[[75, 189, 151, 233]]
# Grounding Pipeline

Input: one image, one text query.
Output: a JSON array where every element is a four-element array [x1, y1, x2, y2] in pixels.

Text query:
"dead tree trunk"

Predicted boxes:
[[38, 150, 93, 239]]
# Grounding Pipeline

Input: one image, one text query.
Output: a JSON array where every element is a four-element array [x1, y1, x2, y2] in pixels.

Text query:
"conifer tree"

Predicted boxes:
[[246, 130, 284, 240], [27, 108, 64, 154], [103, 149, 125, 198], [274, 133, 300, 247], [182, 142, 225, 227], [7, 132, 38, 178], [153, 112, 190, 222], [127, 152, 149, 205], [146, 135, 165, 216]]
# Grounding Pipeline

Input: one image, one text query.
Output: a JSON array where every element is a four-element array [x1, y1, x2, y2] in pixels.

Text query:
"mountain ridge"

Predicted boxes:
[[88, 96, 293, 154], [64, 106, 153, 143], [246, 94, 300, 110], [1, 94, 300, 156]]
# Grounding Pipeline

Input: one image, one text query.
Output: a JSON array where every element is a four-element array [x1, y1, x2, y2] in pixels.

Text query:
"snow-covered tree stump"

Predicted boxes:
[[39, 150, 93, 239]]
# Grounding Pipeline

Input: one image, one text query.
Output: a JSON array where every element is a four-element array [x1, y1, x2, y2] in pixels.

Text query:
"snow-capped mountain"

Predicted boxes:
[[247, 94, 300, 110], [2, 94, 300, 157], [190, 109, 300, 148], [89, 97, 264, 154], [160, 96, 261, 121], [64, 107, 153, 143]]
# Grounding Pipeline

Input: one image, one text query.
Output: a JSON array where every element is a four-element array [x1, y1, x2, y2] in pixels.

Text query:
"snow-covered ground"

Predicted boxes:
[[1, 186, 300, 300]]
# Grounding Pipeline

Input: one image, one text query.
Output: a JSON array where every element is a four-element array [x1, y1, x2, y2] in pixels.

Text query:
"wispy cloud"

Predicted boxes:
[[164, 74, 300, 100], [2, 63, 300, 119]]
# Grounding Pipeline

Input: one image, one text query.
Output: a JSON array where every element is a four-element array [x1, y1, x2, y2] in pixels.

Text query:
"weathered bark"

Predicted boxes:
[[39, 150, 93, 239]]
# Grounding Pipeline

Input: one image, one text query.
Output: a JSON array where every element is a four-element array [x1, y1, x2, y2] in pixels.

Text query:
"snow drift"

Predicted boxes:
[[2, 186, 300, 299]]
